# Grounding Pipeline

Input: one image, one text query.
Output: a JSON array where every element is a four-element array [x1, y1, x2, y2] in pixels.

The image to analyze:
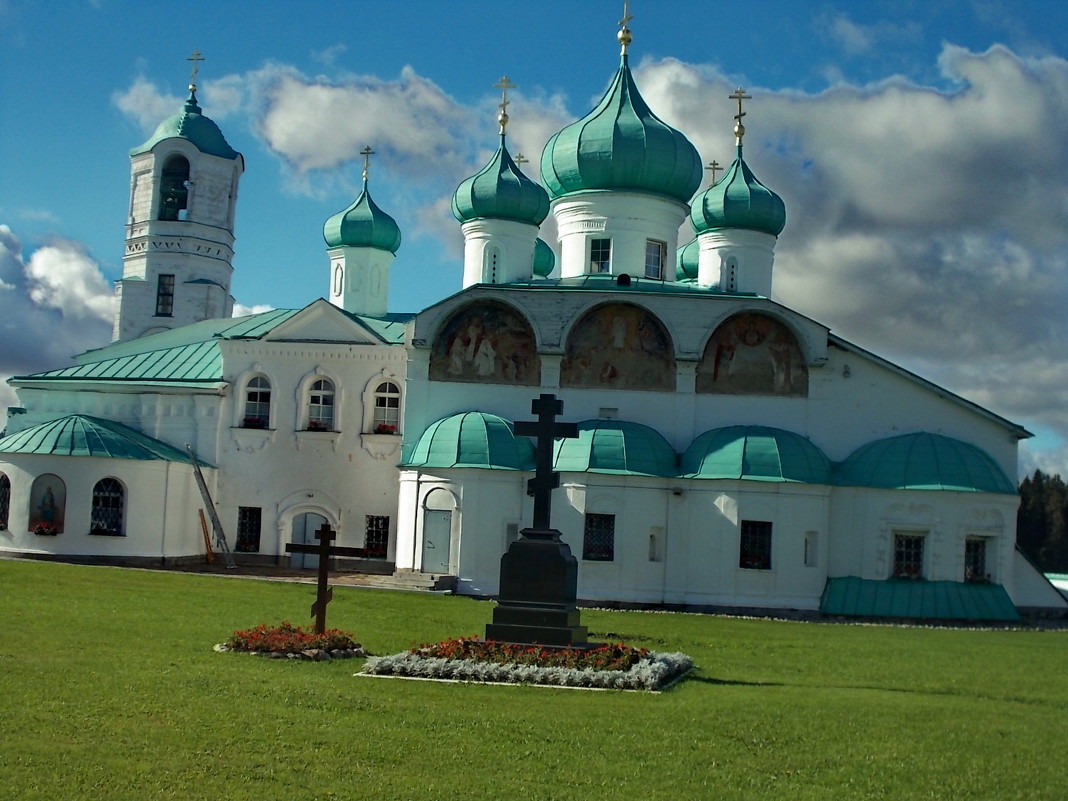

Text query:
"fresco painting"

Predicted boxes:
[[430, 302, 541, 385], [561, 304, 675, 391], [697, 312, 807, 396], [29, 474, 66, 534]]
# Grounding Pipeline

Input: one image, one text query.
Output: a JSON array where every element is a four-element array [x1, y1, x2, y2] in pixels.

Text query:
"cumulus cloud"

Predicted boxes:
[[232, 302, 274, 317]]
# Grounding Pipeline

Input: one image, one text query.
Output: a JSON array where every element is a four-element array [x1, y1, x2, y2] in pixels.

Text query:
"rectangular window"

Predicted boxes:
[[590, 238, 611, 273], [644, 239, 666, 280], [804, 531, 819, 567], [155, 274, 175, 316], [583, 513, 615, 561], [364, 515, 389, 559], [739, 520, 772, 570], [893, 533, 925, 579], [965, 537, 988, 582], [236, 506, 261, 552]]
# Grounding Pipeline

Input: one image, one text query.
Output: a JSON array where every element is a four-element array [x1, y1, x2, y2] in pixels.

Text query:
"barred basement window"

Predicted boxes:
[[739, 520, 772, 570], [0, 472, 9, 530], [590, 238, 611, 273], [645, 239, 666, 280], [236, 506, 262, 552], [155, 274, 175, 316], [583, 513, 615, 561], [365, 515, 389, 559], [965, 537, 988, 583], [90, 478, 125, 536], [893, 533, 925, 579]]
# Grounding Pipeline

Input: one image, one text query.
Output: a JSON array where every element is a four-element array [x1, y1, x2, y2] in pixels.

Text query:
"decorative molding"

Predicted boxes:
[[360, 433, 401, 460]]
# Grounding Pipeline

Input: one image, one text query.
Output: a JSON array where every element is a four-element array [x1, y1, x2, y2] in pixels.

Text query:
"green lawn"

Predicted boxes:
[[1, 560, 1064, 800]]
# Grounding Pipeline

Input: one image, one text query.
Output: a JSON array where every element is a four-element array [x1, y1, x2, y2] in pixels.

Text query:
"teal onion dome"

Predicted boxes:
[[540, 56, 702, 203], [681, 426, 831, 483], [323, 182, 402, 253], [452, 137, 550, 225], [131, 88, 240, 160], [690, 149, 786, 236], [676, 238, 699, 281], [402, 412, 535, 470], [532, 238, 556, 277]]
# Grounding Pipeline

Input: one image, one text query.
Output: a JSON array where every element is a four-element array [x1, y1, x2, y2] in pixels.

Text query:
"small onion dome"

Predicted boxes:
[[690, 151, 786, 236], [540, 56, 702, 203], [452, 137, 550, 225], [532, 238, 556, 277], [836, 432, 1015, 494], [676, 238, 699, 281], [131, 88, 240, 160], [553, 420, 677, 477], [681, 425, 831, 483], [323, 182, 402, 253], [401, 412, 535, 470]]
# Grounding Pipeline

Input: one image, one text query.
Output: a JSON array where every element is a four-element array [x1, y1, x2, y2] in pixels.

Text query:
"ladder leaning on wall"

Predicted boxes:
[[185, 444, 236, 569]]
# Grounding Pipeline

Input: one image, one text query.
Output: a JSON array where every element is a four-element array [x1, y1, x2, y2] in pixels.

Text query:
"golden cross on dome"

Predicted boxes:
[[729, 87, 752, 145], [360, 145, 375, 183], [494, 75, 516, 135], [187, 49, 205, 87], [618, 0, 634, 54], [706, 160, 722, 184]]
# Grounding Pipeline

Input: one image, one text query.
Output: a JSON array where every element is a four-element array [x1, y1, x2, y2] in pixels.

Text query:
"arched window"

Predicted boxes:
[[243, 376, 271, 428], [90, 478, 125, 536], [159, 155, 190, 221], [372, 381, 401, 434], [307, 379, 335, 431], [0, 473, 10, 530], [333, 264, 344, 296]]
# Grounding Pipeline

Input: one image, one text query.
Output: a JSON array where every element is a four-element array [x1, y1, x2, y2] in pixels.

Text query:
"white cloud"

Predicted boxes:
[[112, 77, 182, 133], [232, 303, 274, 317], [25, 239, 114, 322]]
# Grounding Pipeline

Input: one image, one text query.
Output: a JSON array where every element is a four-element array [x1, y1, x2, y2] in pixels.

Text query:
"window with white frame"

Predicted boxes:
[[90, 478, 125, 536], [307, 378, 335, 431], [893, 532, 925, 579], [590, 238, 611, 273], [372, 381, 401, 434], [583, 513, 615, 561], [644, 239, 666, 280], [739, 520, 772, 570], [243, 376, 271, 428]]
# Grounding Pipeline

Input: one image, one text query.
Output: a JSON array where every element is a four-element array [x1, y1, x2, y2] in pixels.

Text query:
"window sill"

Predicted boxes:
[[89, 531, 126, 537]]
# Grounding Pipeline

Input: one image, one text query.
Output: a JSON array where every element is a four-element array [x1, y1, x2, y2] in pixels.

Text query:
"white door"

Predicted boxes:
[[422, 510, 452, 573], [291, 512, 327, 570]]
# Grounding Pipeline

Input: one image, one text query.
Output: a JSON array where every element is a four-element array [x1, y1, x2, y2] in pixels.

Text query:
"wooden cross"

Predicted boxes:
[[360, 145, 375, 183], [514, 394, 578, 532], [187, 49, 205, 85], [706, 160, 722, 184], [284, 523, 368, 633]]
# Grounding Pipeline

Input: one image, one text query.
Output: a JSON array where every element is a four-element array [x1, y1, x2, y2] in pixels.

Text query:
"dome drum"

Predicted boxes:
[[697, 228, 777, 295], [460, 218, 542, 288]]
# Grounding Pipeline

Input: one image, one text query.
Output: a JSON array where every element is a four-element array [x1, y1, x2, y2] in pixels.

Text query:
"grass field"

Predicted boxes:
[[1, 560, 1065, 800]]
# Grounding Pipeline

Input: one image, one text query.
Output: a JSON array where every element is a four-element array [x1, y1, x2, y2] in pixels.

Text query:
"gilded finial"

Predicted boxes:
[[493, 76, 516, 136], [618, 0, 633, 55], [360, 145, 375, 184], [729, 87, 751, 147], [706, 160, 722, 185], [187, 48, 205, 92]]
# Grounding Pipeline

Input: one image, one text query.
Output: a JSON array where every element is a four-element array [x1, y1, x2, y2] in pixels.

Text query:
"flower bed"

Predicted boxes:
[[220, 621, 368, 660]]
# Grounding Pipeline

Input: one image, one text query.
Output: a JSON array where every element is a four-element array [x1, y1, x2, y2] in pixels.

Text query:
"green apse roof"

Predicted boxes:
[[681, 425, 832, 483], [540, 55, 702, 203], [820, 576, 1019, 621], [130, 88, 240, 160], [690, 148, 786, 237], [836, 432, 1015, 494], [532, 238, 556, 278], [323, 181, 402, 253], [403, 412, 535, 470], [553, 420, 677, 477], [0, 415, 205, 464], [676, 237, 699, 280], [452, 136, 550, 226]]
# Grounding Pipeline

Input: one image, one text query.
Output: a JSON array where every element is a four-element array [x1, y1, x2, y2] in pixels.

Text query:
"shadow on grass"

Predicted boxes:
[[689, 675, 786, 688]]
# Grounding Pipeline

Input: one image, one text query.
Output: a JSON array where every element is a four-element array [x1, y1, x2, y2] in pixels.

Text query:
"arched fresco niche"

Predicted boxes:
[[560, 303, 675, 391], [697, 312, 807, 396], [29, 473, 66, 534], [430, 301, 540, 385]]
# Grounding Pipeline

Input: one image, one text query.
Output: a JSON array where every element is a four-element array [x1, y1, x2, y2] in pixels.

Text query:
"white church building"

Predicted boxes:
[[2, 18, 1064, 621]]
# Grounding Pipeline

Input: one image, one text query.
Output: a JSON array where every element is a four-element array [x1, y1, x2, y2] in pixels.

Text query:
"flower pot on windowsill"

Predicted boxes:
[[32, 524, 59, 536], [306, 421, 331, 432], [373, 424, 398, 435]]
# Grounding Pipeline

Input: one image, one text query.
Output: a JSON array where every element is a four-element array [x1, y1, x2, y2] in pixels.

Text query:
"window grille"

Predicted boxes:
[[90, 478, 124, 536], [365, 515, 389, 559], [965, 537, 988, 582], [645, 239, 666, 280], [590, 238, 611, 273], [739, 520, 772, 570], [0, 473, 9, 530], [583, 513, 615, 561], [893, 533, 925, 579], [155, 274, 175, 316], [236, 507, 262, 552]]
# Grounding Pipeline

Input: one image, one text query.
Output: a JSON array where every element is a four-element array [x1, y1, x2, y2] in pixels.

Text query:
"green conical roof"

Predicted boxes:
[[453, 136, 549, 225], [130, 88, 240, 160], [690, 148, 786, 236], [323, 181, 402, 253], [540, 55, 702, 203], [532, 238, 556, 277]]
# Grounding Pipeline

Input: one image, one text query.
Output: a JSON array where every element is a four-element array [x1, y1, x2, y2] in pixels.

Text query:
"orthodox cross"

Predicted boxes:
[[618, 0, 633, 54], [187, 49, 205, 86], [729, 87, 751, 145], [514, 394, 578, 532], [514, 153, 529, 168], [494, 75, 515, 135], [706, 160, 722, 184], [284, 522, 368, 633], [360, 145, 374, 183]]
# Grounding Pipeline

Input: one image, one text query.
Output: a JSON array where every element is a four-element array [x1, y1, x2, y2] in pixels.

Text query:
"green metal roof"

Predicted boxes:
[[403, 412, 535, 470], [532, 238, 556, 278], [452, 137, 549, 226], [0, 415, 206, 465], [681, 425, 831, 483], [323, 181, 402, 253], [540, 55, 702, 203], [690, 148, 786, 237], [676, 238, 699, 280], [130, 89, 240, 160], [553, 420, 677, 477], [836, 432, 1015, 494], [820, 576, 1019, 621]]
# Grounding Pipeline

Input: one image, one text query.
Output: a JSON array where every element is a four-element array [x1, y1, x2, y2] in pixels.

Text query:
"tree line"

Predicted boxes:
[[1017, 470, 1068, 573]]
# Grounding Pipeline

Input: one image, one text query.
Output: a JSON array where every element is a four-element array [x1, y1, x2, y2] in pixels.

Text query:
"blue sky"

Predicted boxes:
[[2, 0, 1068, 477]]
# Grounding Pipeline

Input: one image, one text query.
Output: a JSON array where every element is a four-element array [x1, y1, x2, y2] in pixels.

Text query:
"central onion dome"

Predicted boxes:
[[452, 136, 550, 225], [690, 148, 786, 236], [323, 179, 402, 253], [540, 54, 702, 203], [131, 87, 240, 160]]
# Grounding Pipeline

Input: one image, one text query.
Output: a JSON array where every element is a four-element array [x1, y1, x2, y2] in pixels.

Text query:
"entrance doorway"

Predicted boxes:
[[422, 510, 452, 573], [291, 512, 328, 569]]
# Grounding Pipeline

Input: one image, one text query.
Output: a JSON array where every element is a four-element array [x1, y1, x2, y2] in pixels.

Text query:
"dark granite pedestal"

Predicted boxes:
[[485, 528, 589, 647]]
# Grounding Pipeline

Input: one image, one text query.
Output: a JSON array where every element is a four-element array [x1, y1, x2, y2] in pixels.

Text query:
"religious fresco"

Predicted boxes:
[[697, 312, 807, 396], [429, 302, 541, 385], [29, 474, 66, 534], [560, 303, 675, 391]]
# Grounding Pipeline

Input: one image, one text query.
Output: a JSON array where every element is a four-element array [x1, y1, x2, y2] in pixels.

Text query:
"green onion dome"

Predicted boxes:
[[452, 136, 550, 225], [323, 181, 402, 253], [690, 148, 786, 236], [676, 238, 699, 280], [401, 412, 535, 470], [532, 238, 556, 277], [540, 56, 702, 203], [131, 87, 240, 160], [681, 426, 831, 483]]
